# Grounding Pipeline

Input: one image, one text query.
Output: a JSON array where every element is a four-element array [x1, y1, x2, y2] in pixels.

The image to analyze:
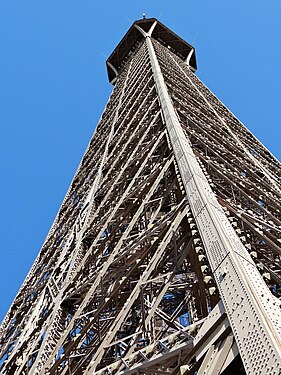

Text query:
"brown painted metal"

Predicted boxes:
[[0, 18, 281, 375]]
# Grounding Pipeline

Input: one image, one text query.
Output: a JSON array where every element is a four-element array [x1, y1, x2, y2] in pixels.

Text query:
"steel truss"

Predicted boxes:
[[0, 18, 281, 375]]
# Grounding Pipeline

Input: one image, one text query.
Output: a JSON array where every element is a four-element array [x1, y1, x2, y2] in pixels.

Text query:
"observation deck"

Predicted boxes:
[[106, 18, 197, 83]]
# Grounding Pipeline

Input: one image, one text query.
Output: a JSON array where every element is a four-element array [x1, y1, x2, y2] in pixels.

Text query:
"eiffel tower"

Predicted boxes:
[[1, 17, 281, 375]]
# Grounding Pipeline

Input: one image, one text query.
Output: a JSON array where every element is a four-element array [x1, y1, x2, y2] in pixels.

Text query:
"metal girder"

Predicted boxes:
[[146, 29, 281, 374], [1, 17, 281, 375]]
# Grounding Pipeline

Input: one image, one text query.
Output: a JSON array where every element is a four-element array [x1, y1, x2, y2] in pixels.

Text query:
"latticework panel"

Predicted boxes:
[[0, 18, 280, 375], [154, 39, 281, 292]]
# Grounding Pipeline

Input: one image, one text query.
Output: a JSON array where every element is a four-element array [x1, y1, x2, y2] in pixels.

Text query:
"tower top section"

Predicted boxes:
[[106, 18, 197, 83]]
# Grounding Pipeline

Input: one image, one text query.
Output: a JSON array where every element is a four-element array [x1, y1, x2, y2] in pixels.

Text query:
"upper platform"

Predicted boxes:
[[106, 18, 197, 84]]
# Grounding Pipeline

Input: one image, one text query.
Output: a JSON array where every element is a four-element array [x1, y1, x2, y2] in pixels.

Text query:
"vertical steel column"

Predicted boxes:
[[145, 27, 281, 375]]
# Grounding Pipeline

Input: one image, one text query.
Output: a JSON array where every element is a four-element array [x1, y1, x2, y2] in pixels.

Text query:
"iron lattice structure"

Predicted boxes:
[[1, 18, 281, 375]]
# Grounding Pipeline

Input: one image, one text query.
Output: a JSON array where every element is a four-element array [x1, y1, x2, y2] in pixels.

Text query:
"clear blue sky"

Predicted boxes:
[[0, 1, 280, 322]]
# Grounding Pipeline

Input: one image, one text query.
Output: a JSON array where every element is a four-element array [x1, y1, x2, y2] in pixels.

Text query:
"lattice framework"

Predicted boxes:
[[0, 18, 281, 375]]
